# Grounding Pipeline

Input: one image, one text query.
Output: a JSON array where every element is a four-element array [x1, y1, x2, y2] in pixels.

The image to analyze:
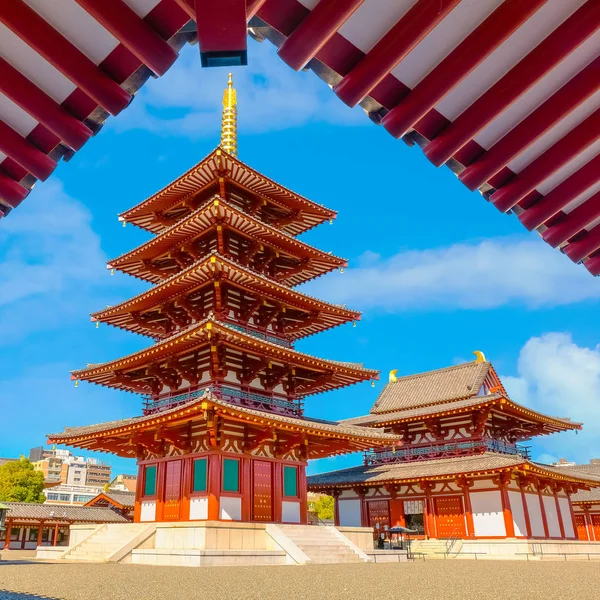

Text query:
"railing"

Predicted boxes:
[[225, 321, 292, 348], [364, 438, 530, 465], [143, 385, 303, 417]]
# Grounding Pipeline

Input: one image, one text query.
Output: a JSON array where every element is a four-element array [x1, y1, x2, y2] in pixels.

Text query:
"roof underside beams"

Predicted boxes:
[[1, 0, 599, 276], [251, 0, 600, 275]]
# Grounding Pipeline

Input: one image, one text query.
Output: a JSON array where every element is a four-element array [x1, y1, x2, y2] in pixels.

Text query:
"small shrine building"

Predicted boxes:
[[47, 76, 399, 525], [308, 357, 600, 541]]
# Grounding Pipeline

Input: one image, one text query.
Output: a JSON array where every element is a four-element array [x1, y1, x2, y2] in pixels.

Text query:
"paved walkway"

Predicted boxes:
[[1, 561, 599, 600]]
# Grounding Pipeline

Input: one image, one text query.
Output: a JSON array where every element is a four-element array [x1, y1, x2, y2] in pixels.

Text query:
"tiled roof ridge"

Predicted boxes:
[[110, 194, 346, 269], [386, 360, 488, 384], [119, 148, 335, 222], [49, 391, 401, 443], [72, 314, 379, 378], [93, 251, 360, 321]]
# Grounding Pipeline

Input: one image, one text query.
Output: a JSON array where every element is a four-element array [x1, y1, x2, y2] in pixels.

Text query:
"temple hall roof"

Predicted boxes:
[[307, 453, 600, 490], [3, 502, 129, 524], [86, 491, 136, 510], [551, 461, 600, 503], [371, 361, 492, 414]]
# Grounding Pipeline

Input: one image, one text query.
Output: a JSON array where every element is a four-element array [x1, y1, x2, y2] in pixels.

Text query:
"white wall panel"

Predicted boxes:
[[543, 495, 561, 538], [508, 490, 527, 537], [282, 501, 301, 523], [140, 500, 156, 522], [338, 499, 362, 527], [189, 497, 208, 520], [220, 496, 241, 521], [525, 493, 545, 537], [559, 497, 575, 538], [470, 490, 506, 537]]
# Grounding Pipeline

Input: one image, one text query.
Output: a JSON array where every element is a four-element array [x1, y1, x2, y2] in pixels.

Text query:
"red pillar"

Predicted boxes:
[[333, 491, 340, 527], [133, 463, 143, 523], [422, 483, 437, 539], [553, 486, 566, 539], [155, 461, 166, 522], [53, 524, 59, 546], [458, 480, 475, 539], [207, 454, 221, 521], [298, 464, 308, 525], [180, 458, 192, 522], [272, 461, 283, 523], [4, 521, 11, 549], [566, 490, 580, 540], [518, 480, 533, 538], [36, 521, 44, 547], [537, 481, 550, 538], [498, 475, 516, 538], [240, 456, 251, 522], [584, 509, 595, 541]]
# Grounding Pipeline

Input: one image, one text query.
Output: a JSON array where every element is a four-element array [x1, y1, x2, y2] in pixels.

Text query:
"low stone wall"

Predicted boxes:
[[131, 548, 286, 567], [336, 526, 374, 551], [459, 539, 600, 560]]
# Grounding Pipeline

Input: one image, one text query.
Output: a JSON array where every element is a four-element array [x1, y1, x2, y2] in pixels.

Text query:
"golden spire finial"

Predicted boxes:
[[220, 72, 237, 157]]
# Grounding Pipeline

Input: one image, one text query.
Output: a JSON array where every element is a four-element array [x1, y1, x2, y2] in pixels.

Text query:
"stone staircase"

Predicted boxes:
[[277, 525, 369, 564], [410, 539, 463, 559], [64, 523, 152, 562]]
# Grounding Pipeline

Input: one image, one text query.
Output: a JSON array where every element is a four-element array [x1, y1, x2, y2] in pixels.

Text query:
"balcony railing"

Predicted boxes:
[[225, 321, 292, 348], [142, 385, 303, 417], [363, 438, 530, 465]]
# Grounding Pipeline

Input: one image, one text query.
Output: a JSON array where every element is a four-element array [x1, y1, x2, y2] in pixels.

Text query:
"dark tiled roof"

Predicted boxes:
[[308, 453, 600, 489], [307, 453, 526, 487], [550, 462, 600, 503], [105, 491, 136, 508], [4, 502, 129, 523], [48, 392, 402, 444], [342, 395, 502, 426], [371, 361, 491, 414]]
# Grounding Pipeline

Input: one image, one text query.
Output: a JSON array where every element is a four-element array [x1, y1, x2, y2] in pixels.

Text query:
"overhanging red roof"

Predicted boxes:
[[1, 0, 599, 275]]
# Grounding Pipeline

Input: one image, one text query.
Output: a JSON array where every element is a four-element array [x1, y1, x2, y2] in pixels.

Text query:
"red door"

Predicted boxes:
[[574, 515, 588, 540], [252, 461, 273, 522], [163, 460, 182, 521], [368, 500, 390, 539], [434, 496, 466, 538]]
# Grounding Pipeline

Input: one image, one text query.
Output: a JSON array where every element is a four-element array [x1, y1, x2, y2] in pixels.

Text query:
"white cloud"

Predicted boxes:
[[0, 180, 130, 344], [303, 237, 600, 311], [502, 333, 600, 463], [114, 39, 366, 138]]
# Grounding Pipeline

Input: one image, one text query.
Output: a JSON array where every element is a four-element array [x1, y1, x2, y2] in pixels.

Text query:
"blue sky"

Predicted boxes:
[[1, 40, 599, 478]]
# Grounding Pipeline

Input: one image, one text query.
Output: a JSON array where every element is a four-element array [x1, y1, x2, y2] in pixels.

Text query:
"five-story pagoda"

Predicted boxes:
[[49, 76, 400, 525]]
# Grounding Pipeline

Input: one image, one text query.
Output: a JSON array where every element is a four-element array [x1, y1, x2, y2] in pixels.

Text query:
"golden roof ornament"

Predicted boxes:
[[389, 369, 398, 383], [473, 350, 486, 363], [220, 73, 237, 157]]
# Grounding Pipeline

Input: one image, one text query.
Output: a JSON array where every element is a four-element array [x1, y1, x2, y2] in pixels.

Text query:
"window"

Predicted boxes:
[[193, 458, 207, 493], [47, 493, 59, 501], [73, 495, 95, 503], [222, 459, 239, 492], [144, 465, 157, 496], [283, 466, 298, 497], [28, 528, 39, 542], [59, 494, 70, 502]]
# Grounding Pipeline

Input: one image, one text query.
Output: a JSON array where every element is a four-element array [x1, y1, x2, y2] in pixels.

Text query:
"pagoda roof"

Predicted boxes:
[[109, 196, 345, 285], [93, 252, 359, 340], [307, 452, 600, 490], [119, 148, 336, 236], [72, 315, 378, 395], [341, 393, 581, 436], [47, 391, 401, 458], [371, 360, 495, 415]]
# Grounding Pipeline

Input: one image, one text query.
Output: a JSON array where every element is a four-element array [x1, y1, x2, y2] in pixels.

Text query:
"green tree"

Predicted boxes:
[[310, 495, 334, 521], [0, 457, 45, 503]]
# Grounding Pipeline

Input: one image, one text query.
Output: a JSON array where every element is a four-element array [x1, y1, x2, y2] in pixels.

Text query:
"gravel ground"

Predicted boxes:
[[1, 561, 600, 600]]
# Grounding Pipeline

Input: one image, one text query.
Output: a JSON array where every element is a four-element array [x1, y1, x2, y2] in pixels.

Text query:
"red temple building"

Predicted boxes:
[[308, 356, 600, 541], [48, 76, 399, 525]]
